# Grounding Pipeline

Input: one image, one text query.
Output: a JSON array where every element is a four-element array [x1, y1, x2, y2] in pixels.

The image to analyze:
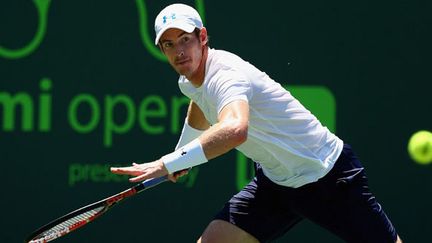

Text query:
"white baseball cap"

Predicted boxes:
[[154, 3, 203, 45]]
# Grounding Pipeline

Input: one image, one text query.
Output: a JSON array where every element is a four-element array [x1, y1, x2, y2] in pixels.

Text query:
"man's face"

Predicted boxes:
[[159, 28, 205, 78]]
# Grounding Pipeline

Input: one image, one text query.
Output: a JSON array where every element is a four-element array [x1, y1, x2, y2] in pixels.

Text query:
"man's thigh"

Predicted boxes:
[[212, 172, 302, 242], [292, 145, 398, 243]]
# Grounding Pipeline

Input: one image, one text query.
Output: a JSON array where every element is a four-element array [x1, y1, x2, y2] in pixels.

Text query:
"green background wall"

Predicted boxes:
[[1, 0, 431, 242]]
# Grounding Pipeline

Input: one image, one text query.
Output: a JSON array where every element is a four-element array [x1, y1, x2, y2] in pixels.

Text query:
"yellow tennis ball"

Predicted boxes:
[[408, 130, 432, 165]]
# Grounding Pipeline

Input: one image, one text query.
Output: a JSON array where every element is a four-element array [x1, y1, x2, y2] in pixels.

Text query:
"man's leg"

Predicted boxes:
[[201, 164, 303, 243], [292, 144, 400, 242], [197, 220, 259, 243]]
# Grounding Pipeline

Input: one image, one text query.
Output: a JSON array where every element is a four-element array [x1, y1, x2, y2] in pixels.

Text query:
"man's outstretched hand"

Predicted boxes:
[[110, 160, 189, 183]]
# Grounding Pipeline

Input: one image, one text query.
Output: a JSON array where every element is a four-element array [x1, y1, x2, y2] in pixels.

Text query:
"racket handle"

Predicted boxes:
[[139, 168, 190, 191], [142, 175, 168, 189]]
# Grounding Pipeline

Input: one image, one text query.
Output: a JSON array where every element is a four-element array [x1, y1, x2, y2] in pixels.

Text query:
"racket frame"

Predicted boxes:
[[26, 176, 168, 243]]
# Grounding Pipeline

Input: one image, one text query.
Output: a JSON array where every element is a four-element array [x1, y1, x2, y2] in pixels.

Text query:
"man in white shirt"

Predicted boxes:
[[111, 3, 401, 243]]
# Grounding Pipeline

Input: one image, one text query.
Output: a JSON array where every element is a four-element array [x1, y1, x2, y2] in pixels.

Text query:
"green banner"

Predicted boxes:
[[1, 0, 430, 242]]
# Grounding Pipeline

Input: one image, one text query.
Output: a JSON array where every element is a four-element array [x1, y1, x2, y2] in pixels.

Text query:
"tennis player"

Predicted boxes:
[[111, 4, 402, 243]]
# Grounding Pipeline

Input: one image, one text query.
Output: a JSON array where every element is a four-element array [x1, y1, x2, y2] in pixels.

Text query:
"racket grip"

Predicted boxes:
[[142, 175, 168, 189], [141, 168, 190, 189]]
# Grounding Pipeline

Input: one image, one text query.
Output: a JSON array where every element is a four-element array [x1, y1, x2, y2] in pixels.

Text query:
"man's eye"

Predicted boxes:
[[164, 42, 173, 48], [182, 36, 190, 43]]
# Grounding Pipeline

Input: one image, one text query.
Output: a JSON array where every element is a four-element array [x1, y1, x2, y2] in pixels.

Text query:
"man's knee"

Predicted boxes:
[[395, 235, 402, 243], [197, 220, 259, 243]]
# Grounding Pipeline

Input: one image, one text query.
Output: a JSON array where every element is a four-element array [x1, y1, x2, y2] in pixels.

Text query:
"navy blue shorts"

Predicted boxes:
[[214, 144, 398, 243]]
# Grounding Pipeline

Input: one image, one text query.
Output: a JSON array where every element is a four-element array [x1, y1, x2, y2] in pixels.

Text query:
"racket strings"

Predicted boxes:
[[33, 206, 105, 242]]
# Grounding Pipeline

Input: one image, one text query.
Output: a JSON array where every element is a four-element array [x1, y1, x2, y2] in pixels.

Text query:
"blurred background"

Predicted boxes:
[[1, 0, 431, 242]]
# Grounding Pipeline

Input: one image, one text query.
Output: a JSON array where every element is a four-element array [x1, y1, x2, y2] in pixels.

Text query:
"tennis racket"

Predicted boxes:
[[25, 175, 168, 243]]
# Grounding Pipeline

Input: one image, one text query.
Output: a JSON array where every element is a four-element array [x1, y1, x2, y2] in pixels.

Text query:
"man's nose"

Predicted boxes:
[[176, 47, 185, 57]]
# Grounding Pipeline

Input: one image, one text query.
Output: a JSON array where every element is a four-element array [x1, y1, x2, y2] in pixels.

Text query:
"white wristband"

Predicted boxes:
[[162, 138, 208, 174], [175, 118, 204, 150]]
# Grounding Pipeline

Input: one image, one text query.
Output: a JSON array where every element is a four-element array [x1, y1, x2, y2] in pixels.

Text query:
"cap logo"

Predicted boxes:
[[162, 13, 176, 24]]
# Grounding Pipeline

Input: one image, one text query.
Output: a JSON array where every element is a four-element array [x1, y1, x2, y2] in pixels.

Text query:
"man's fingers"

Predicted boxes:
[[129, 173, 149, 183], [179, 170, 189, 176], [111, 161, 166, 183], [110, 167, 128, 174], [110, 166, 142, 176], [167, 169, 190, 182], [174, 168, 190, 176], [168, 174, 179, 183]]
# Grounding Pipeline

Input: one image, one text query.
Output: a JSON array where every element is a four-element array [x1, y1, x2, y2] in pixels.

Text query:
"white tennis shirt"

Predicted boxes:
[[178, 48, 344, 188]]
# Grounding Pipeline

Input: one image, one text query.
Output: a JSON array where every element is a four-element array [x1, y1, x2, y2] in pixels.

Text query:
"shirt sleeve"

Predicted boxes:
[[207, 70, 252, 114]]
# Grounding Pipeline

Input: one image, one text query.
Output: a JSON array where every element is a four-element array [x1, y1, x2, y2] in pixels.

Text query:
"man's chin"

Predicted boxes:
[[176, 68, 192, 77]]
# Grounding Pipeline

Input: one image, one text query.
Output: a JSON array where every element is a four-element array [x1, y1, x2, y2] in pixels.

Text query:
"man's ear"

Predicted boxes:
[[199, 27, 208, 46]]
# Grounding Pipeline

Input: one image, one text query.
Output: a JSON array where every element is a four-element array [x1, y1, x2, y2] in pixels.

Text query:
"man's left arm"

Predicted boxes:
[[198, 100, 249, 159], [110, 100, 249, 182]]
